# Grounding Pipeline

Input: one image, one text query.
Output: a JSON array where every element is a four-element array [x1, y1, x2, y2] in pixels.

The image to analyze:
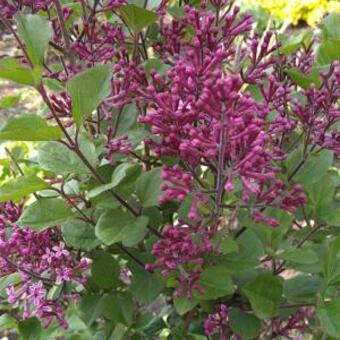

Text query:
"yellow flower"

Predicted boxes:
[[241, 0, 340, 26]]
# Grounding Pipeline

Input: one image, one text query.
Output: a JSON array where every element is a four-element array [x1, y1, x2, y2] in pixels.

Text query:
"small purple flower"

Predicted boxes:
[[52, 243, 70, 259], [27, 281, 46, 305]]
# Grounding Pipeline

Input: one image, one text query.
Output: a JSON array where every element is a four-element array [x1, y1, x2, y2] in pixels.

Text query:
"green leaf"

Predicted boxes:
[[77, 294, 103, 326], [323, 237, 340, 285], [317, 40, 340, 66], [173, 296, 198, 316], [114, 104, 138, 137], [101, 293, 134, 326], [135, 167, 162, 207], [127, 0, 162, 9], [0, 273, 21, 297], [95, 210, 149, 245], [88, 164, 141, 198], [0, 58, 42, 87], [318, 300, 340, 338], [320, 13, 340, 41], [284, 275, 323, 303], [0, 94, 21, 108], [110, 324, 127, 340], [129, 260, 164, 304], [117, 5, 158, 33], [286, 67, 323, 90], [91, 251, 120, 289], [15, 14, 52, 66], [168, 5, 184, 19], [243, 273, 283, 319], [38, 141, 90, 175], [78, 135, 98, 167], [111, 163, 140, 187], [142, 59, 170, 78], [122, 215, 148, 247], [212, 234, 239, 255], [0, 314, 17, 331], [66, 64, 112, 125], [194, 266, 235, 300], [62, 220, 100, 251], [278, 247, 319, 264], [322, 205, 340, 227], [135, 314, 167, 337], [18, 198, 74, 231], [294, 149, 333, 186], [0, 175, 47, 203], [218, 230, 263, 273], [229, 308, 261, 339], [0, 114, 61, 141], [18, 317, 41, 340], [306, 175, 335, 222], [279, 32, 312, 55]]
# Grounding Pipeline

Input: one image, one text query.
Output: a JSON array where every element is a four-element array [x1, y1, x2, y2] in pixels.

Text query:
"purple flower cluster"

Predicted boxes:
[[132, 5, 307, 225], [146, 224, 212, 298], [263, 307, 313, 338], [0, 202, 89, 328], [160, 165, 194, 203], [0, 0, 57, 18], [204, 304, 313, 340], [293, 63, 340, 156], [71, 22, 125, 64], [204, 304, 236, 340], [105, 126, 132, 162]]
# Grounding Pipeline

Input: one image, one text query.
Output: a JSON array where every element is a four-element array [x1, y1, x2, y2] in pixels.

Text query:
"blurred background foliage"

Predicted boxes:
[[239, 0, 340, 28]]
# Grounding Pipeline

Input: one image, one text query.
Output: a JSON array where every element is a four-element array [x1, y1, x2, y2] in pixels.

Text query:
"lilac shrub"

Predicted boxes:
[[0, 0, 339, 338]]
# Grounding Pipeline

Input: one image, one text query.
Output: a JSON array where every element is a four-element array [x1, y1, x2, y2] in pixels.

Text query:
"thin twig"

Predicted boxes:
[[55, 0, 75, 65]]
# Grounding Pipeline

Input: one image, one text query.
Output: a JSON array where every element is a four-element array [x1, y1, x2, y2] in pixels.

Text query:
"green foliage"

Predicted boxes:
[[0, 58, 42, 87], [66, 64, 112, 125], [279, 31, 312, 55], [294, 149, 334, 185], [0, 94, 21, 109], [173, 296, 199, 316], [243, 273, 283, 319], [0, 175, 47, 202], [194, 266, 235, 300], [77, 295, 103, 326], [0, 273, 21, 297], [286, 67, 323, 89], [18, 198, 74, 231], [278, 247, 319, 264], [38, 139, 96, 175], [0, 314, 17, 331], [16, 14, 52, 66], [318, 300, 340, 338], [95, 209, 149, 245], [88, 163, 141, 198], [18, 317, 42, 340], [229, 308, 262, 339], [91, 251, 120, 289], [129, 260, 164, 304], [62, 220, 100, 251], [117, 4, 158, 33], [0, 114, 61, 141], [283, 275, 323, 303], [135, 167, 162, 207], [101, 293, 134, 326], [317, 13, 340, 65]]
